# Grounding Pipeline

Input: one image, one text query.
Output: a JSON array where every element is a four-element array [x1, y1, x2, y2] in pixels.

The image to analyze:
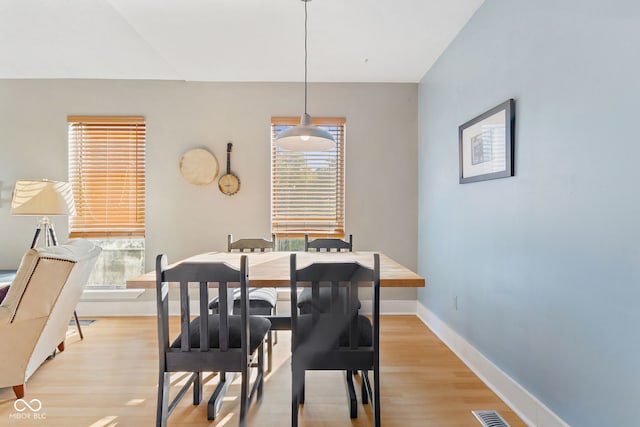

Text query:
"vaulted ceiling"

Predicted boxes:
[[0, 0, 483, 83]]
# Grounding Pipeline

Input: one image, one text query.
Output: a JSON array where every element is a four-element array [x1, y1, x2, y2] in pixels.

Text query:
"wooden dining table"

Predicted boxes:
[[126, 251, 425, 289]]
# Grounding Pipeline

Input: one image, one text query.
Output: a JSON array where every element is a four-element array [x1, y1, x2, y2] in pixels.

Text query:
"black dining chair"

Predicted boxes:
[[289, 252, 381, 426], [299, 234, 363, 409], [209, 234, 279, 372], [155, 254, 271, 427]]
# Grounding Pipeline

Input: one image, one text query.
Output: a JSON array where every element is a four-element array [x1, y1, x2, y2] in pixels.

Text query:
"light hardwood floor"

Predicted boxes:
[[0, 316, 525, 426]]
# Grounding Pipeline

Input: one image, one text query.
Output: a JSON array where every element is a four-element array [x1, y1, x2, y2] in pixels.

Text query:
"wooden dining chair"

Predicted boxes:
[[209, 234, 278, 372], [289, 253, 381, 427], [155, 254, 271, 427]]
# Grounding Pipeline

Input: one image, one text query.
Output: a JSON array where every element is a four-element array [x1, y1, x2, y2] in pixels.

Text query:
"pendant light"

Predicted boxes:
[[275, 0, 336, 151]]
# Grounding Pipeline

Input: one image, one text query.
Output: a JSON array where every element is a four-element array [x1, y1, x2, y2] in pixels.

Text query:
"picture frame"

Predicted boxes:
[[459, 99, 515, 184]]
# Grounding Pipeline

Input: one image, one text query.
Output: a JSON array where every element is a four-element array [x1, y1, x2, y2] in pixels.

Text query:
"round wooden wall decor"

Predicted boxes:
[[179, 148, 219, 185]]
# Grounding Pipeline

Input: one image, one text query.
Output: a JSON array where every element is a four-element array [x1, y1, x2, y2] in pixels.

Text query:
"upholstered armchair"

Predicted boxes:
[[0, 239, 101, 398]]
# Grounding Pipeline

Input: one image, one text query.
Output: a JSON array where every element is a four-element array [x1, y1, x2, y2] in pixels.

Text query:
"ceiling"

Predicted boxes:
[[0, 0, 484, 83]]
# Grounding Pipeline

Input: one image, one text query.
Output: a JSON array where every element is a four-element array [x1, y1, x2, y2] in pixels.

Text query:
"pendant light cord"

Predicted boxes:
[[304, 0, 308, 115]]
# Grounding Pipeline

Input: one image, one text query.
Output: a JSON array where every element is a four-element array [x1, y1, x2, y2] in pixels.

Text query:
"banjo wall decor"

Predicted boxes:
[[218, 142, 240, 196]]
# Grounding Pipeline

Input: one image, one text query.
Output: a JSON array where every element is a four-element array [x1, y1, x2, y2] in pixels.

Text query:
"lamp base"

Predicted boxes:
[[31, 216, 58, 249]]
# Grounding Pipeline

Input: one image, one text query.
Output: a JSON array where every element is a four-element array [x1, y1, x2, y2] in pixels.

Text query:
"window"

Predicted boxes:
[[271, 117, 345, 245], [68, 116, 145, 238], [68, 116, 146, 286]]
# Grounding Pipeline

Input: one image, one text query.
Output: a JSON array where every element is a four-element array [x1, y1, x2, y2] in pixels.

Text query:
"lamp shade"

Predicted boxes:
[[11, 180, 76, 216], [275, 113, 336, 152]]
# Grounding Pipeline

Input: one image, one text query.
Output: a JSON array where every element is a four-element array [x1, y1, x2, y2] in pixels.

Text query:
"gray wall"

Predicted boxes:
[[418, 0, 639, 425], [0, 80, 418, 302]]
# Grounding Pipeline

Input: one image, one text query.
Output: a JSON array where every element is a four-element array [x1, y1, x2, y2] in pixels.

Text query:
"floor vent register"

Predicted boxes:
[[472, 410, 511, 427]]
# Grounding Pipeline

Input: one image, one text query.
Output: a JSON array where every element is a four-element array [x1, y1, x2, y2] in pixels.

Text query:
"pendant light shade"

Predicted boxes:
[[275, 113, 336, 151], [275, 0, 336, 152]]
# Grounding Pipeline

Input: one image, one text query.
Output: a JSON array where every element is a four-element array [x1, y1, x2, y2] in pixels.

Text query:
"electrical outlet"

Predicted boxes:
[[454, 295, 458, 311]]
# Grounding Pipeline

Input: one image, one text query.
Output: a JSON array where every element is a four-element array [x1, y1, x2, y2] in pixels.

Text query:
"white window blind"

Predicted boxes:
[[271, 117, 345, 238], [68, 116, 146, 238]]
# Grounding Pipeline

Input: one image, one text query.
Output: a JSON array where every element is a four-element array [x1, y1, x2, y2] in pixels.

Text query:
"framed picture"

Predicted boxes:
[[459, 99, 515, 184]]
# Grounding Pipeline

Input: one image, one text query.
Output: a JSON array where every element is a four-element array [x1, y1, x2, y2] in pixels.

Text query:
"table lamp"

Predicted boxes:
[[11, 179, 76, 248]]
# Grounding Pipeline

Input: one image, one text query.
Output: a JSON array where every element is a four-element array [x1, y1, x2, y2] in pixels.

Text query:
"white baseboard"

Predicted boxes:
[[81, 289, 145, 300], [77, 299, 159, 316], [416, 302, 569, 427], [360, 299, 417, 315]]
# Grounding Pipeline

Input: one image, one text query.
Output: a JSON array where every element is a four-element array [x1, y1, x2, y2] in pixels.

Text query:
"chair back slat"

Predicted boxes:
[[330, 282, 340, 315], [199, 281, 209, 351], [238, 256, 250, 366], [349, 282, 359, 349], [218, 281, 229, 351], [311, 281, 320, 324], [290, 254, 299, 351], [331, 281, 341, 349], [179, 281, 190, 351]]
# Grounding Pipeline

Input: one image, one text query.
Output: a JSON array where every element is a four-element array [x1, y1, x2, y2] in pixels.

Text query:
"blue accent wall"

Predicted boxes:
[[417, 1, 640, 425]]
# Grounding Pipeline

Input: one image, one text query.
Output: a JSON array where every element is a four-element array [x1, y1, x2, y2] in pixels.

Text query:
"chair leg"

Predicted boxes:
[[193, 372, 202, 405], [273, 304, 278, 345], [292, 366, 300, 427], [345, 371, 357, 418], [361, 370, 370, 404], [13, 384, 24, 399], [373, 364, 381, 427], [292, 391, 299, 427], [208, 373, 231, 421], [291, 362, 304, 427], [267, 330, 273, 373], [240, 363, 249, 427], [259, 343, 265, 402], [299, 370, 305, 404], [73, 310, 84, 340], [157, 372, 170, 427]]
